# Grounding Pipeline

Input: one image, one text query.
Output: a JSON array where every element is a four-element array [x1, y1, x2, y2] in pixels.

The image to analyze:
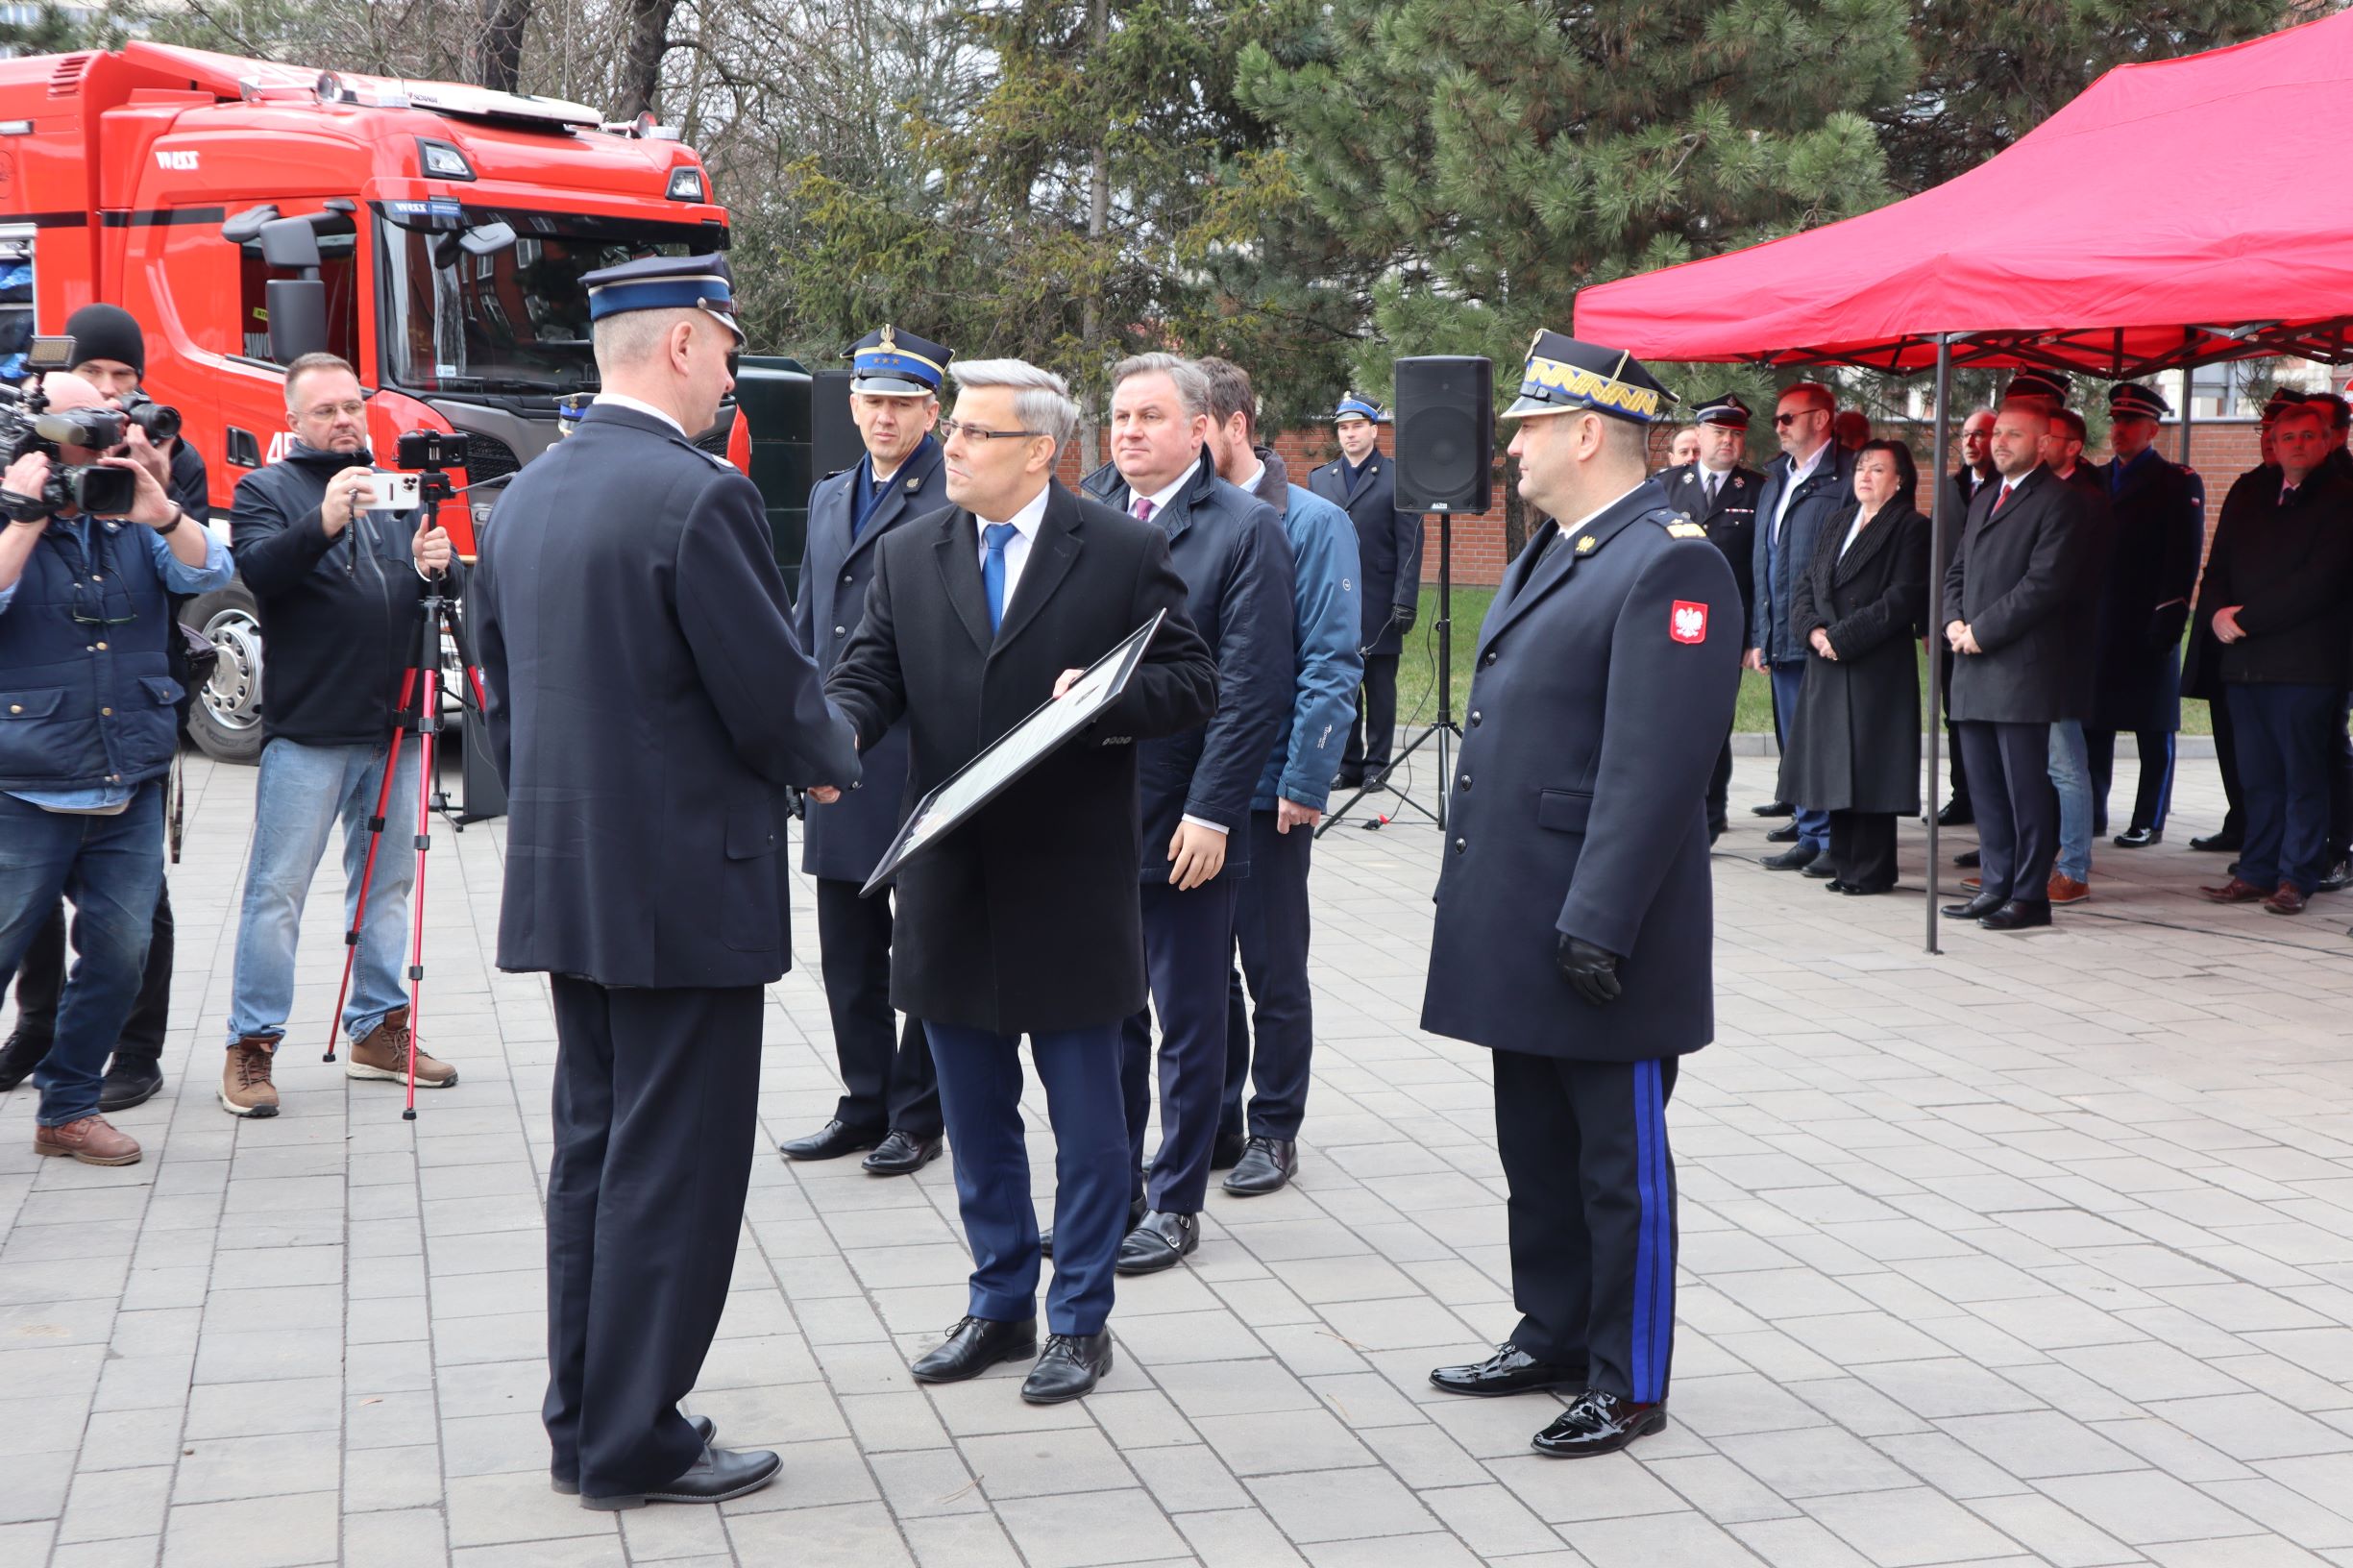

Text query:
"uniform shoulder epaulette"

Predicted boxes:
[[1651, 508, 1706, 539], [702, 448, 734, 470], [820, 466, 850, 481]]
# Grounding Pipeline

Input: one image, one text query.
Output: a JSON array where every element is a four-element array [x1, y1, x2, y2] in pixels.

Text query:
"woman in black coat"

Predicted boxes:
[[1777, 439, 1931, 894]]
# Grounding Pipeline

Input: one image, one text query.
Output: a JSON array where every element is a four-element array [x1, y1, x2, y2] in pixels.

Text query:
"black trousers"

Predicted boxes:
[[1494, 1049, 1679, 1405], [2210, 691, 2245, 839], [812, 877, 940, 1139], [1955, 721, 2056, 905], [1827, 811, 1897, 892], [1705, 734, 1733, 831], [1220, 811, 1314, 1141], [6, 883, 173, 1066], [1122, 874, 1238, 1215], [1938, 651, 1970, 812], [545, 977, 762, 1500], [2084, 729, 2176, 835], [1344, 653, 1401, 772]]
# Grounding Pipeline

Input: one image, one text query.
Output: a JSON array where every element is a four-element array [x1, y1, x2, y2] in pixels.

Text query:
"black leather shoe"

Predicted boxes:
[[1041, 1195, 1146, 1260], [1431, 1343, 1586, 1398], [1763, 821, 1802, 845], [1824, 879, 1851, 894], [1801, 859, 1837, 879], [1531, 1390, 1668, 1458], [1979, 899, 2051, 932], [910, 1315, 1040, 1384], [554, 1417, 713, 1495], [1761, 845, 1819, 871], [1934, 800, 1974, 827], [778, 1118, 882, 1162], [98, 1058, 162, 1114], [2319, 860, 2353, 894], [1021, 1331, 1114, 1404], [862, 1130, 943, 1176], [1210, 1129, 1246, 1171], [1222, 1137, 1296, 1196], [2112, 826, 2162, 848], [1953, 847, 1980, 868], [1840, 880, 1894, 896], [2190, 828, 2243, 853], [1332, 766, 1365, 791], [581, 1442, 780, 1509], [1115, 1210, 1199, 1275], [0, 1029, 51, 1092], [1752, 799, 1794, 818], [1942, 894, 2004, 919], [1706, 817, 1728, 844]]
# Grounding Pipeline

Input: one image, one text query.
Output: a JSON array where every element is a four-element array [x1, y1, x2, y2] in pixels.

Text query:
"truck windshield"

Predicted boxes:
[[377, 206, 719, 396]]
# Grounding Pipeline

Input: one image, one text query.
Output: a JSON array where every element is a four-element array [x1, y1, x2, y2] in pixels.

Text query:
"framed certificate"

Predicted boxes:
[[861, 611, 1167, 895]]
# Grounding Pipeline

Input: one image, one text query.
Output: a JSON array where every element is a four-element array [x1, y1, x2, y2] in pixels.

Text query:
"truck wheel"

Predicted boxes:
[[185, 581, 266, 765]]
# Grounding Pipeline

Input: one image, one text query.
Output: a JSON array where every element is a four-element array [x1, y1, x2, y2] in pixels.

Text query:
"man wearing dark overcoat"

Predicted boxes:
[[1311, 394, 1422, 790], [1659, 392, 1761, 839], [1421, 332, 1740, 1459]]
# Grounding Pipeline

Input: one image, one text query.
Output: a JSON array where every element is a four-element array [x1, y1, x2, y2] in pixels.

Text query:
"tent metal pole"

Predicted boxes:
[[1925, 335, 1952, 956]]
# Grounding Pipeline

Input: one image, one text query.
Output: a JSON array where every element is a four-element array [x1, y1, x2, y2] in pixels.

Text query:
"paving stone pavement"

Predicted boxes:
[[5, 749, 2353, 1566]]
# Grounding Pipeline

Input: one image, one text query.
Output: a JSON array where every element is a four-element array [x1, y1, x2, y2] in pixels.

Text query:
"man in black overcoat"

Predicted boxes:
[[1658, 392, 1761, 839], [470, 257, 863, 1509], [779, 326, 952, 1176], [1940, 401, 2091, 933], [1311, 394, 1422, 789], [1935, 408, 1998, 828], [1422, 331, 1739, 1459], [2088, 382, 2202, 849], [827, 357, 1216, 1405]]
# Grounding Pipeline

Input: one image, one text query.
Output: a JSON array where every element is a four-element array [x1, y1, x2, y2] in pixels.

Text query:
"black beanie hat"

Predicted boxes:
[[63, 303, 145, 380]]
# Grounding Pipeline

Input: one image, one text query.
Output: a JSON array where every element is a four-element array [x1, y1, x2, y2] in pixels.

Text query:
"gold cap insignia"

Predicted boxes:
[[879, 325, 897, 351]]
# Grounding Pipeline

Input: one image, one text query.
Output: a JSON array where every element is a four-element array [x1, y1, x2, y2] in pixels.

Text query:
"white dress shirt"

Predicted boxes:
[[974, 480, 1053, 612], [592, 391, 685, 436], [1129, 467, 1195, 524]]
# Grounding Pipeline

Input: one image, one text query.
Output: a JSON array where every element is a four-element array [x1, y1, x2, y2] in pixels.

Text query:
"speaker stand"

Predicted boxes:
[[1319, 509, 1459, 837]]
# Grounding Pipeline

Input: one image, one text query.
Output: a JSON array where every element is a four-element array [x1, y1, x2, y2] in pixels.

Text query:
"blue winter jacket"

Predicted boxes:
[[1243, 447, 1362, 811]]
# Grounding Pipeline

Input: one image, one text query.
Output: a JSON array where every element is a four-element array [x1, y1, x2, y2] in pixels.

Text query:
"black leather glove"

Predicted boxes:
[[787, 787, 807, 821], [1394, 605, 1418, 634], [1556, 935, 1623, 1007]]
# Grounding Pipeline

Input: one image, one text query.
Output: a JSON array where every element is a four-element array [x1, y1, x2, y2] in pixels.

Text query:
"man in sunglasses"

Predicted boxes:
[[1749, 382, 1851, 869], [0, 371, 230, 1165]]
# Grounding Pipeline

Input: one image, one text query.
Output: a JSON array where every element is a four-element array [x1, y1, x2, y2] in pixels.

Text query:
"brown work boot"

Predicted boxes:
[[2047, 872, 2090, 905], [347, 1007, 457, 1089], [35, 1114, 141, 1166], [221, 1037, 281, 1118]]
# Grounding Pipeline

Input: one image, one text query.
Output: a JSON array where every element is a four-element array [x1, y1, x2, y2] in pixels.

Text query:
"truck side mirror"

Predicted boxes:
[[257, 215, 322, 272], [265, 280, 330, 364]]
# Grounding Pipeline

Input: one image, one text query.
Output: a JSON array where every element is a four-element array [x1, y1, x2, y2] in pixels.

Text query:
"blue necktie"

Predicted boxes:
[[982, 523, 1017, 631]]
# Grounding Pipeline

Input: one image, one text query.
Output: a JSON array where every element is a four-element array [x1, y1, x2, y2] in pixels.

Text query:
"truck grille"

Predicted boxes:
[[464, 432, 520, 483], [694, 425, 729, 457]]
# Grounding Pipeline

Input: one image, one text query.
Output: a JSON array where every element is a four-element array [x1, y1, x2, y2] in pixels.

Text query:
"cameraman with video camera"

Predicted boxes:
[[217, 352, 459, 1119], [0, 368, 230, 1165], [0, 306, 210, 1112]]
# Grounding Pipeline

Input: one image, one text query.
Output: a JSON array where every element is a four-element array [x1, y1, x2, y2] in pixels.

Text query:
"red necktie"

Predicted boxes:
[[1993, 484, 2013, 513]]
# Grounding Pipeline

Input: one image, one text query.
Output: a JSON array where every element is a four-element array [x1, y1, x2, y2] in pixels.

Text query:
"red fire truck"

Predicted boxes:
[[0, 41, 767, 760]]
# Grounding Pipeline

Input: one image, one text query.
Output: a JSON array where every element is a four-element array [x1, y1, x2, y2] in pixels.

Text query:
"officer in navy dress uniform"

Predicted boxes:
[[471, 255, 863, 1509], [1311, 395, 1423, 789], [1422, 332, 1740, 1458], [779, 327, 952, 1176], [1660, 392, 1762, 840]]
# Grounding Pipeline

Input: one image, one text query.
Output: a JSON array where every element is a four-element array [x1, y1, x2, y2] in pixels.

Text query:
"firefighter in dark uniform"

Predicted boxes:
[[1422, 332, 1741, 1458], [1311, 395, 1423, 789], [779, 327, 952, 1176], [1660, 392, 1762, 840]]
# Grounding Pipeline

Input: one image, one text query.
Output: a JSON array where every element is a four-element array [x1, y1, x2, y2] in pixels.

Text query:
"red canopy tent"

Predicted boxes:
[[1569, 12, 2353, 948]]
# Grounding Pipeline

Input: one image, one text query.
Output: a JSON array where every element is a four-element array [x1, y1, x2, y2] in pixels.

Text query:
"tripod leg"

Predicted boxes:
[[327, 672, 419, 1063], [403, 703, 437, 1122]]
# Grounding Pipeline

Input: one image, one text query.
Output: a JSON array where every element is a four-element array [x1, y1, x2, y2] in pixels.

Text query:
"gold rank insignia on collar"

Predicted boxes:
[[1576, 534, 1598, 553], [1666, 521, 1707, 538]]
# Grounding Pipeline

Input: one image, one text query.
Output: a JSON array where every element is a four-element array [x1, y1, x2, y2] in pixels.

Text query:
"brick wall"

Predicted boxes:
[[1055, 419, 2277, 588]]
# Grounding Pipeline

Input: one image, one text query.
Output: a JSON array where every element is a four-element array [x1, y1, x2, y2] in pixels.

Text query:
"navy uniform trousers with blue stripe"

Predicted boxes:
[[1493, 1049, 1679, 1405]]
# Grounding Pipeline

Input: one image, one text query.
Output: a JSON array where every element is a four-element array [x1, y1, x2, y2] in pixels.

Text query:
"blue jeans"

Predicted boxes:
[[227, 736, 419, 1046], [2047, 720, 2092, 881], [1769, 663, 1830, 850], [0, 784, 162, 1126]]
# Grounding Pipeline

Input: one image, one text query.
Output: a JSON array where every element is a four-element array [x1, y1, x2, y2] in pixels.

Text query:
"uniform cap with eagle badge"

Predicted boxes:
[[1502, 331, 1675, 424], [2108, 382, 2169, 423], [583, 253, 745, 344], [2004, 368, 2071, 409], [1691, 392, 1752, 430], [1333, 392, 1385, 425], [849, 325, 951, 397]]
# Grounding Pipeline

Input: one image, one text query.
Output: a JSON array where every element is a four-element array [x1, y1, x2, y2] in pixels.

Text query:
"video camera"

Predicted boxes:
[[0, 334, 169, 521]]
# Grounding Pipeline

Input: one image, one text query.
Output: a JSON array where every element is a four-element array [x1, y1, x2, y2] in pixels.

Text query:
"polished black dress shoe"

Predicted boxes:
[[1941, 893, 2003, 919], [1041, 1194, 1147, 1259], [1115, 1210, 1199, 1275], [2112, 825, 2161, 848], [1763, 821, 1802, 845], [0, 1029, 50, 1092], [1431, 1343, 1587, 1398], [1210, 1128, 1247, 1171], [1979, 899, 2051, 931], [97, 1057, 163, 1113], [1706, 816, 1728, 844], [1021, 1331, 1114, 1404], [862, 1130, 944, 1176], [1222, 1137, 1296, 1196], [2190, 828, 2243, 853], [2319, 859, 2353, 894], [581, 1442, 780, 1509], [778, 1118, 882, 1162], [1761, 845, 1819, 871], [1801, 859, 1837, 879], [1953, 847, 1980, 868], [1752, 799, 1794, 818], [1824, 879, 1851, 894], [1531, 1390, 1668, 1458], [1934, 800, 1974, 827], [553, 1417, 714, 1495], [1332, 766, 1365, 791], [910, 1315, 1040, 1384], [1840, 880, 1895, 896]]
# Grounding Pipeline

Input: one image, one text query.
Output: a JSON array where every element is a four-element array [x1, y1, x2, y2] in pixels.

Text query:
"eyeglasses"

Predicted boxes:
[[938, 417, 1044, 442], [1772, 411, 1820, 428], [302, 401, 367, 422], [69, 576, 136, 628]]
